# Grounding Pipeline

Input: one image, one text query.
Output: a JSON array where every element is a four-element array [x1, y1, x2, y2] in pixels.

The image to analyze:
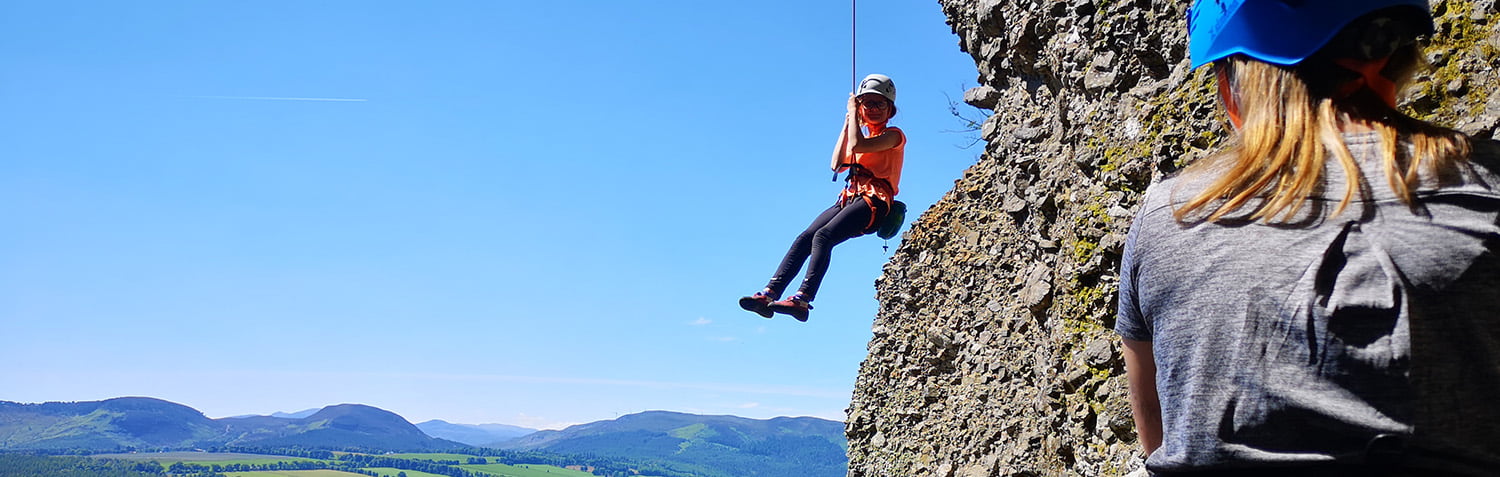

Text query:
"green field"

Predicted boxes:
[[459, 463, 596, 477], [372, 454, 592, 477], [223, 471, 365, 477], [92, 451, 605, 477], [364, 468, 450, 477], [384, 452, 481, 462]]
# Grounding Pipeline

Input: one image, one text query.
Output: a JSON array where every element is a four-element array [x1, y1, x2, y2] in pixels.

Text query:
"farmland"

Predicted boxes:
[[458, 463, 595, 477], [222, 471, 368, 477], [85, 450, 643, 477]]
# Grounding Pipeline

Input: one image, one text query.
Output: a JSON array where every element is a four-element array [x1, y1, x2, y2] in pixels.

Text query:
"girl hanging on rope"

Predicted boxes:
[[738, 74, 905, 322], [1117, 0, 1500, 474]]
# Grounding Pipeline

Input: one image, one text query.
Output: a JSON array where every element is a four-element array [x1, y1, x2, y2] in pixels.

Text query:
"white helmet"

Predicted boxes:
[[857, 74, 896, 103]]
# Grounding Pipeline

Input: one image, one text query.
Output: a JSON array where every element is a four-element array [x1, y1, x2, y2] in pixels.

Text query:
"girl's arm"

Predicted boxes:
[[845, 95, 902, 154], [1122, 338, 1163, 457], [852, 127, 903, 153], [830, 109, 853, 171]]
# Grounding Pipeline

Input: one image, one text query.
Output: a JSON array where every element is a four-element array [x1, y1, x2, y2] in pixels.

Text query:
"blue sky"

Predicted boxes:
[[1, 1, 982, 430]]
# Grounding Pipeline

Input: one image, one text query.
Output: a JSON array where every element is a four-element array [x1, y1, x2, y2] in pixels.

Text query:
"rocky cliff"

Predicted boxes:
[[846, 1, 1500, 476]]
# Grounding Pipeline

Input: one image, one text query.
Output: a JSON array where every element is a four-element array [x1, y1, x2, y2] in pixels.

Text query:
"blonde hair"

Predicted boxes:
[[1175, 46, 1471, 223]]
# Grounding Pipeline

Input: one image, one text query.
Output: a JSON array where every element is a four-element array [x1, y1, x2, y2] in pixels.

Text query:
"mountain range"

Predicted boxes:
[[413, 419, 535, 446], [270, 408, 319, 419], [0, 397, 847, 477], [0, 397, 461, 451], [498, 410, 847, 477]]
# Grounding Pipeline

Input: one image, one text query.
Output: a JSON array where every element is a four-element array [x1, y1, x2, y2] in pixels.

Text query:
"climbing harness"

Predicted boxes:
[[837, 163, 907, 252]]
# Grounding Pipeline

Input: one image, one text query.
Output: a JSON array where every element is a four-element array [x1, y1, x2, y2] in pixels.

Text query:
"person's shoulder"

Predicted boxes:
[[1136, 168, 1198, 217], [884, 126, 907, 147], [1467, 138, 1500, 171], [1448, 138, 1500, 193]]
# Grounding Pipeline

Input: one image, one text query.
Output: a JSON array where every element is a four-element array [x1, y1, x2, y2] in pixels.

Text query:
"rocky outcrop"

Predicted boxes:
[[845, 1, 1500, 476]]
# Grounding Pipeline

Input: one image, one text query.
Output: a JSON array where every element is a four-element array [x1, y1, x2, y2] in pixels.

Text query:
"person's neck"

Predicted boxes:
[[1338, 116, 1378, 133], [1334, 103, 1396, 133]]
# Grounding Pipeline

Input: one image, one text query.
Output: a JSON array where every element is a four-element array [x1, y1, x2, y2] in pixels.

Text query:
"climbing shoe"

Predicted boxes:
[[738, 292, 775, 318], [768, 294, 813, 322]]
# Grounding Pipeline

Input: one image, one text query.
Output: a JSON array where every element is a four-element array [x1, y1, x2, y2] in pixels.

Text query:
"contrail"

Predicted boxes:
[[192, 95, 368, 102]]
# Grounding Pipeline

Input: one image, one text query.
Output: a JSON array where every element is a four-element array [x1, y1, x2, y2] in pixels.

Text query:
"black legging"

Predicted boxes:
[[765, 198, 885, 301]]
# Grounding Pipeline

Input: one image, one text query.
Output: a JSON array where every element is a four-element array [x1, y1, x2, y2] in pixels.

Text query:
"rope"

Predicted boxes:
[[836, 0, 858, 183], [851, 0, 857, 92]]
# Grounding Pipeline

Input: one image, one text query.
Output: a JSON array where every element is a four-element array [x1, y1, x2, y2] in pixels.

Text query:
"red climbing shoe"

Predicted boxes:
[[738, 292, 775, 318], [768, 294, 813, 322]]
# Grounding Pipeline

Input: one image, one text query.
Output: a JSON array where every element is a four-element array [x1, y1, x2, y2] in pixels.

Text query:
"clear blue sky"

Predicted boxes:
[[1, 0, 982, 430]]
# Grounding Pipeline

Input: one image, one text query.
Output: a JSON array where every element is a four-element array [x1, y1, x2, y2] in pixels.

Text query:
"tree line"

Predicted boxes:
[[0, 454, 164, 477]]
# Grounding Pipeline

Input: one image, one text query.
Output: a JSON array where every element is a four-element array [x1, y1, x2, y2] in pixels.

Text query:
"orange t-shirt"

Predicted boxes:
[[838, 125, 905, 206]]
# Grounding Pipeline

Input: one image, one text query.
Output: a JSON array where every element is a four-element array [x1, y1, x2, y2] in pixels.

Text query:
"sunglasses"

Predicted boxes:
[[859, 100, 890, 110]]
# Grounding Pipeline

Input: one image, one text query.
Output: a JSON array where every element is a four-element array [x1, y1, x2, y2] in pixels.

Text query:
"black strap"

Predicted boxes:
[[834, 162, 863, 182]]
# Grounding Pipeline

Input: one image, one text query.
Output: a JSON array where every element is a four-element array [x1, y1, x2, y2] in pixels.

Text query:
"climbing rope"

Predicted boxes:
[[836, 0, 860, 183], [851, 0, 858, 92]]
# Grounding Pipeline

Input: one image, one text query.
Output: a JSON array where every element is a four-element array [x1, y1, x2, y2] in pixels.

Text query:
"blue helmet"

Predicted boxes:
[[1188, 0, 1434, 69]]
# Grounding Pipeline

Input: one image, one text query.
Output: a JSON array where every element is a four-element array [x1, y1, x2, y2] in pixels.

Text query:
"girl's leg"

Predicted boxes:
[[765, 204, 844, 298], [796, 199, 873, 301]]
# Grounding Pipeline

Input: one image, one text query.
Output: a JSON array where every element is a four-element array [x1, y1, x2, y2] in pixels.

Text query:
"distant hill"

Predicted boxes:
[[0, 398, 462, 452], [0, 397, 222, 450], [228, 408, 320, 419], [270, 408, 320, 419], [415, 420, 535, 446], [218, 404, 461, 450], [498, 410, 847, 477]]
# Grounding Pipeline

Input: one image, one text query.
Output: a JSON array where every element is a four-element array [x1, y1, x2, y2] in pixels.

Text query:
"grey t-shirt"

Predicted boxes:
[[1116, 133, 1500, 473]]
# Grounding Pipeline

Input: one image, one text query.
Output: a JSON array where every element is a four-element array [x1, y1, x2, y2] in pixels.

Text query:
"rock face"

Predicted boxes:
[[845, 1, 1500, 476]]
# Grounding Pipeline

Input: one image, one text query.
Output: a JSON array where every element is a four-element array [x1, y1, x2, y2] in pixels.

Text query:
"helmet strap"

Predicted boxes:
[[1332, 57, 1397, 109]]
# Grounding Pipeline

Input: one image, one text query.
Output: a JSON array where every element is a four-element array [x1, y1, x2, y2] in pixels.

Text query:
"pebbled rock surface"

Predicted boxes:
[[846, 1, 1500, 476]]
